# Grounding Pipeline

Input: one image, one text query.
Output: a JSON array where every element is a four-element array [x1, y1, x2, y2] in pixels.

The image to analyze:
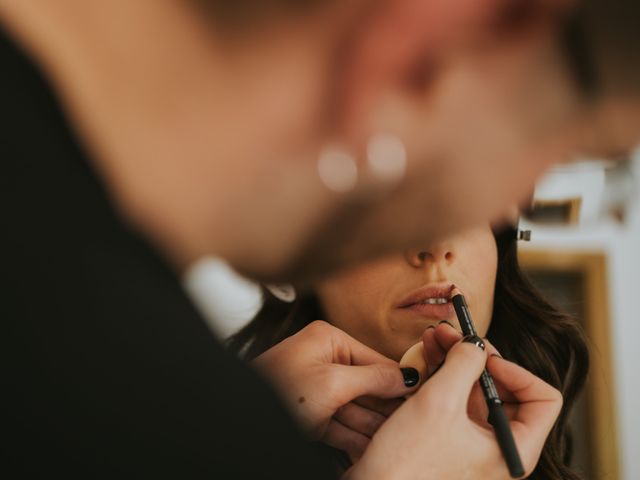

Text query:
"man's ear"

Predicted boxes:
[[333, 0, 569, 146]]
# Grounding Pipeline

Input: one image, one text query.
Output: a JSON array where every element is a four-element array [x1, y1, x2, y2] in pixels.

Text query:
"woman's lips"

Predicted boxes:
[[398, 301, 455, 319], [396, 283, 456, 319], [397, 283, 455, 308]]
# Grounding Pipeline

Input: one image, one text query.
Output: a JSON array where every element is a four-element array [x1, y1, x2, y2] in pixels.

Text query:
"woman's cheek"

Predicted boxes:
[[468, 249, 497, 336], [318, 286, 376, 339], [477, 299, 494, 337]]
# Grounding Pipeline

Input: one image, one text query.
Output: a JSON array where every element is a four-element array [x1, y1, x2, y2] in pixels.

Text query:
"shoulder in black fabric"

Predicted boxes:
[[0, 27, 335, 479]]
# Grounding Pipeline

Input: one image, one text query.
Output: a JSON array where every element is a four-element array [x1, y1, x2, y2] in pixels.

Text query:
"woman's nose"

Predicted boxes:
[[404, 242, 454, 268]]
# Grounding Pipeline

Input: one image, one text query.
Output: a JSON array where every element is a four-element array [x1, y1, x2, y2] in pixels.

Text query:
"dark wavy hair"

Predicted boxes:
[[228, 228, 589, 480]]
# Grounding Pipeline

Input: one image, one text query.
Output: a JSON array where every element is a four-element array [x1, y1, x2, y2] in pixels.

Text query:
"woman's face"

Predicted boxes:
[[315, 226, 498, 361]]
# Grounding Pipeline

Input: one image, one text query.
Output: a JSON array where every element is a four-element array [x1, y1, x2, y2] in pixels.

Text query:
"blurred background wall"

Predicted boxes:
[[518, 155, 640, 479]]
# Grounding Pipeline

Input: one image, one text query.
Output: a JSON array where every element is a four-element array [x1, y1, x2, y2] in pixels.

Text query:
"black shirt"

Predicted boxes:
[[1, 29, 335, 479]]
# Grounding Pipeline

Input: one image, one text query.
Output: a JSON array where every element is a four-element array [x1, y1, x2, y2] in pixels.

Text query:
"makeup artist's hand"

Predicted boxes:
[[422, 322, 548, 426], [422, 321, 500, 423], [253, 321, 418, 460], [345, 333, 562, 480]]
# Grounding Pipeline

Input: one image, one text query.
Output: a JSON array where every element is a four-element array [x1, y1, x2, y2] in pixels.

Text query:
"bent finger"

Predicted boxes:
[[422, 337, 487, 410], [487, 356, 563, 475], [322, 419, 370, 462], [302, 321, 397, 367], [334, 402, 387, 438], [487, 356, 562, 407], [433, 321, 462, 352]]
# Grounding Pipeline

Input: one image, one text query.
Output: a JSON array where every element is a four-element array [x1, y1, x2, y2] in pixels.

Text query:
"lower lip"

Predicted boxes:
[[399, 302, 455, 319]]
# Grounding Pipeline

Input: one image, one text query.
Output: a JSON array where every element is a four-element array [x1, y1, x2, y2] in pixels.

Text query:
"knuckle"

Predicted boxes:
[[362, 412, 383, 436], [334, 404, 347, 419], [347, 436, 369, 458], [322, 374, 341, 399], [306, 320, 330, 335], [321, 369, 349, 403], [372, 364, 396, 388]]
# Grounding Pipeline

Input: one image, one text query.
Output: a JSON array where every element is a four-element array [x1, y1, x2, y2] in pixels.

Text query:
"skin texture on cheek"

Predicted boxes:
[[454, 228, 498, 337], [315, 257, 407, 360]]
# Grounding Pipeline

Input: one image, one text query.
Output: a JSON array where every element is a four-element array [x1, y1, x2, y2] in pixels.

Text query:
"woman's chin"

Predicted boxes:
[[384, 316, 454, 360], [383, 330, 429, 362], [390, 313, 441, 335]]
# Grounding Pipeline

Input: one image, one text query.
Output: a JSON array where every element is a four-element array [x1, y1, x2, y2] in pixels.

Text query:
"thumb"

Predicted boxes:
[[332, 363, 421, 404], [422, 336, 487, 410]]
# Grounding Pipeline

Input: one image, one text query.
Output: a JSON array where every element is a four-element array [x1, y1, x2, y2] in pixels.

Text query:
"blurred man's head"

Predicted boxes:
[[2, 0, 637, 282], [195, 0, 640, 281]]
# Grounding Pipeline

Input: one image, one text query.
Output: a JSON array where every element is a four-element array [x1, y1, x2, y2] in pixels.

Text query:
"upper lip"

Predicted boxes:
[[397, 283, 455, 308]]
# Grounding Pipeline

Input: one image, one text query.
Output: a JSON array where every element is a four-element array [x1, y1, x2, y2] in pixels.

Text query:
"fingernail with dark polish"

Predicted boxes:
[[401, 367, 420, 387], [438, 320, 454, 328], [462, 335, 485, 350]]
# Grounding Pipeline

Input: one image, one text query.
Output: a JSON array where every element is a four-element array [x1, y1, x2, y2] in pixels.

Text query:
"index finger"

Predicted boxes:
[[487, 355, 562, 407], [306, 321, 397, 366], [419, 338, 488, 411], [487, 355, 563, 473]]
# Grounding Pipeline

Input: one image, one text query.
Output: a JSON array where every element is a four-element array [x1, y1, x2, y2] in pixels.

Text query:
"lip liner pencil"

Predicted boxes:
[[450, 287, 525, 478]]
